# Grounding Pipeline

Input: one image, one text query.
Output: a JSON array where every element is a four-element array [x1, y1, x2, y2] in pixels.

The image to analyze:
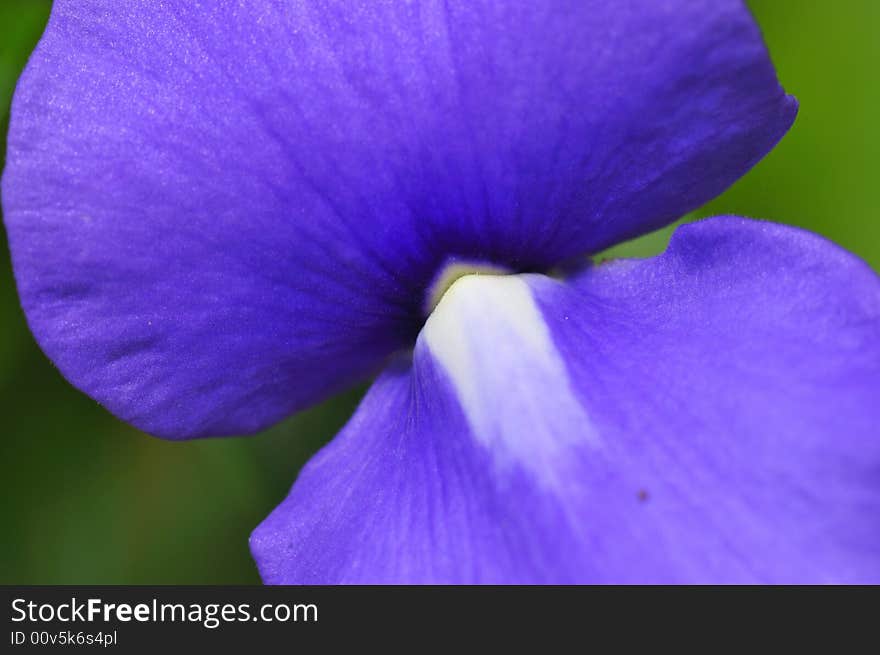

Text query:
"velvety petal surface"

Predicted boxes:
[[252, 217, 880, 583], [2, 1, 794, 437]]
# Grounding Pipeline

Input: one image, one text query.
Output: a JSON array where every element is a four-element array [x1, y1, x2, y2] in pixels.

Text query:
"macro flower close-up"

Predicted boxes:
[[1, 0, 879, 585]]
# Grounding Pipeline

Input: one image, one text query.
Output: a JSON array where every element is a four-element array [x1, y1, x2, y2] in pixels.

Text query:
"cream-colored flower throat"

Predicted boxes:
[[423, 260, 510, 316]]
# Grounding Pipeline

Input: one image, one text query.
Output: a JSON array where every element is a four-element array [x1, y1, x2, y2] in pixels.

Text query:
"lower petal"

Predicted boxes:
[[251, 217, 880, 583]]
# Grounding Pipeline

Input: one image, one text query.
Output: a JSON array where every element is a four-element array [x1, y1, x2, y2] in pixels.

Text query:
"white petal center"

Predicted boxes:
[[420, 273, 598, 481]]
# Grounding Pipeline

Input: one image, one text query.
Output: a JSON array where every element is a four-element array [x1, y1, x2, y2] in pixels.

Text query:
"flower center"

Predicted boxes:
[[419, 270, 599, 477], [424, 259, 511, 316]]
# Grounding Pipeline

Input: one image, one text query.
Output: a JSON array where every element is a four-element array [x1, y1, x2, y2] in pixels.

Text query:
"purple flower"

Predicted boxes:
[[3, 0, 879, 584]]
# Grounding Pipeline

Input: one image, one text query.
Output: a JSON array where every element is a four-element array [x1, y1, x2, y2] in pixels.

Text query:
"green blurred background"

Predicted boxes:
[[1, 1, 877, 583]]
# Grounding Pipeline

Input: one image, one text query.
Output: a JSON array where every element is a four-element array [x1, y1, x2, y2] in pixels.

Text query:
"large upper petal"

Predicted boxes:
[[252, 217, 880, 583], [2, 1, 795, 437]]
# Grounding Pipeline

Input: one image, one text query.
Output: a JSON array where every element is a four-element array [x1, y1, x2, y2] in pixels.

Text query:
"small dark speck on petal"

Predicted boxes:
[[637, 489, 650, 503]]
